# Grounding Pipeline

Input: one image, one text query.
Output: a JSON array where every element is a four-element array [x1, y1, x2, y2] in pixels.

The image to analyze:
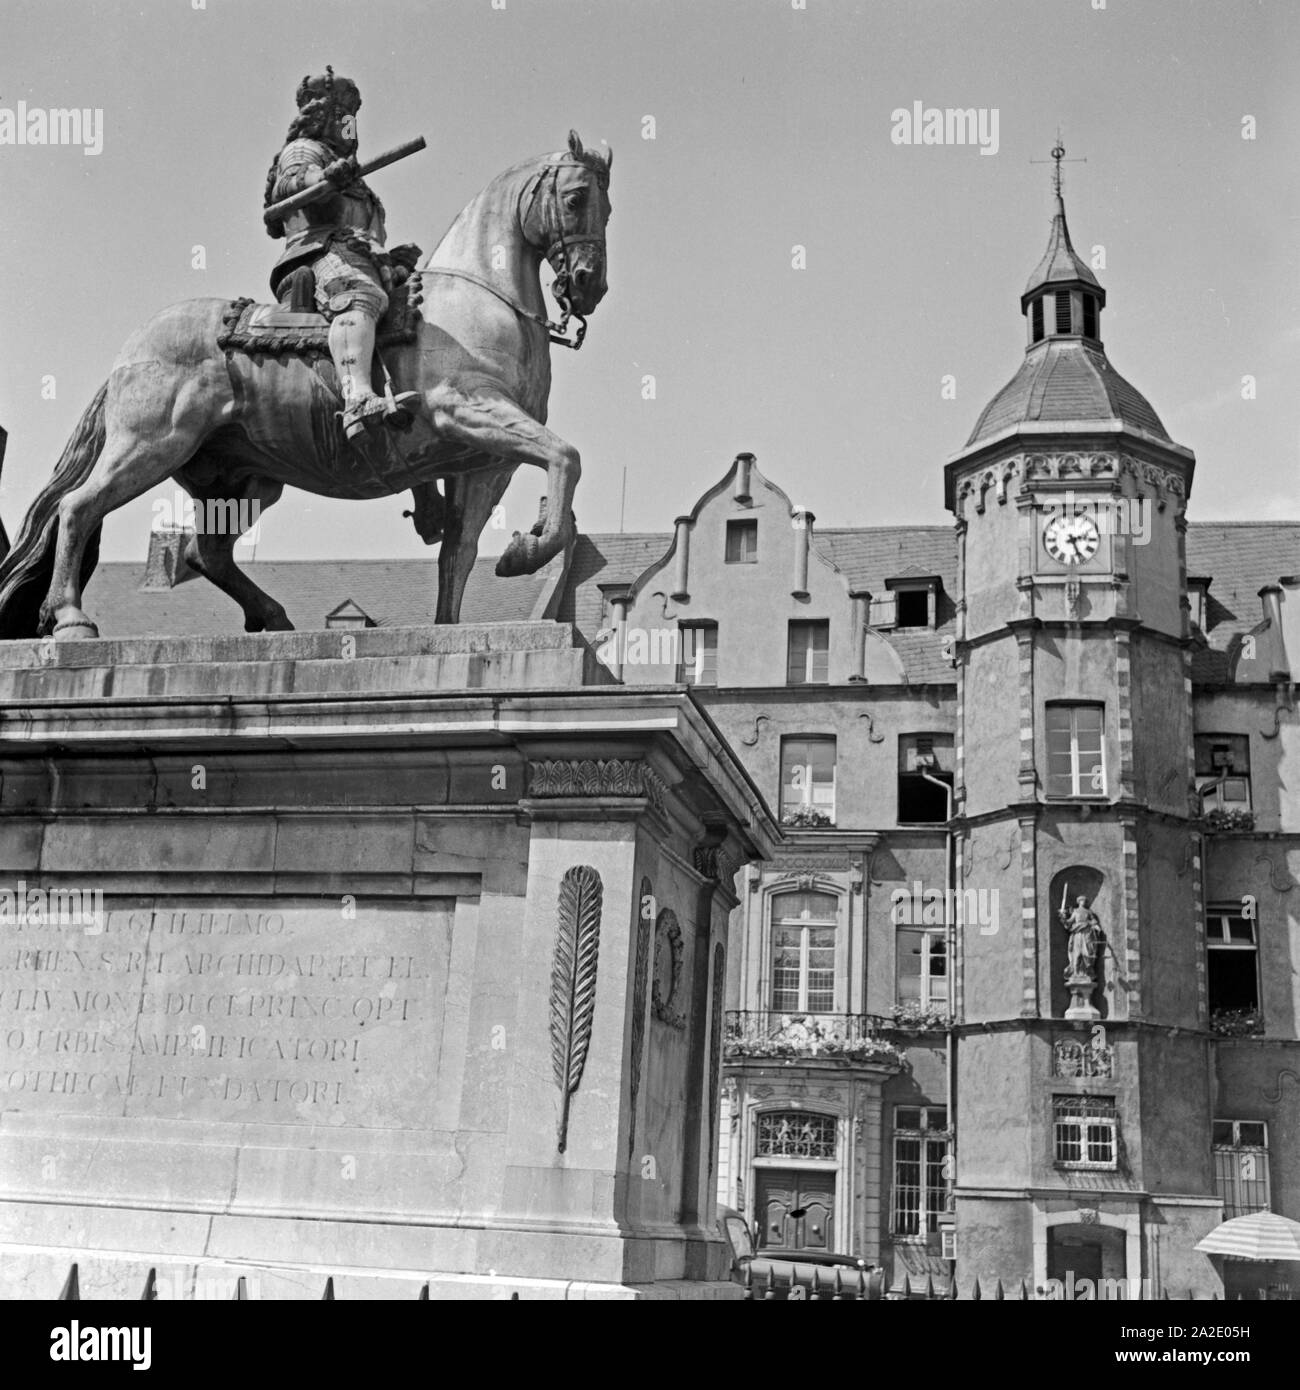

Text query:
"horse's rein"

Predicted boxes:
[[416, 159, 603, 351]]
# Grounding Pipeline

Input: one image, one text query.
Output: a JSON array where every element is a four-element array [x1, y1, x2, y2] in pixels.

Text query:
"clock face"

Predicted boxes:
[[1043, 513, 1100, 565]]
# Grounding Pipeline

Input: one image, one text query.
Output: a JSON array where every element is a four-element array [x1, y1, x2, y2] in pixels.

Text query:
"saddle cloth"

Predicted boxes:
[[216, 277, 422, 356]]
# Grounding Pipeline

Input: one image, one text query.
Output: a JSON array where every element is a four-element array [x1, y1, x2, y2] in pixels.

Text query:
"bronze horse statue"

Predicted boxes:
[[0, 130, 611, 639]]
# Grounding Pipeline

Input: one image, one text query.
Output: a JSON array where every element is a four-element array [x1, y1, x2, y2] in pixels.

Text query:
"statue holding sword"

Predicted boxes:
[[262, 67, 424, 441]]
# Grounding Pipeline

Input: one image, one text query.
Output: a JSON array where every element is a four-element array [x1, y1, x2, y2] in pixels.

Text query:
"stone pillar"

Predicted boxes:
[[848, 590, 871, 681], [671, 516, 692, 600], [792, 508, 814, 598]]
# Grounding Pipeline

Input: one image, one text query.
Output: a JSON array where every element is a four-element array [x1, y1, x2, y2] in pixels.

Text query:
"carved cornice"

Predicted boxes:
[[527, 759, 666, 815], [953, 452, 1189, 519]]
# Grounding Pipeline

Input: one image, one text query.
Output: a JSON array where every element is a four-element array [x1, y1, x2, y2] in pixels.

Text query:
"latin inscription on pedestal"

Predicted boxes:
[[0, 896, 454, 1128]]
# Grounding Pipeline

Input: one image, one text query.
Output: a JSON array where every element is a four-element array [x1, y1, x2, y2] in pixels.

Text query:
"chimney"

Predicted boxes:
[[141, 528, 194, 591], [733, 452, 754, 502], [671, 516, 691, 601], [792, 508, 814, 597], [1259, 584, 1290, 680], [849, 590, 871, 681]]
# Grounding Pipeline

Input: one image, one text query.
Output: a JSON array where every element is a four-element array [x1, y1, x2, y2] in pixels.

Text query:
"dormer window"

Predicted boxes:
[[1031, 297, 1044, 343], [1055, 291, 1072, 334], [325, 599, 375, 630], [882, 574, 942, 630]]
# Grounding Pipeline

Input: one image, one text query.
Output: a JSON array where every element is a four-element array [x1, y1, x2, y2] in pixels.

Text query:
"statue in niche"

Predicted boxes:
[[1061, 895, 1104, 981], [1059, 889, 1105, 1021]]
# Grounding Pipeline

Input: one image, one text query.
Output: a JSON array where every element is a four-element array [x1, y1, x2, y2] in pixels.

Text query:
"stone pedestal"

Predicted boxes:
[[1064, 971, 1100, 1022], [0, 624, 775, 1299]]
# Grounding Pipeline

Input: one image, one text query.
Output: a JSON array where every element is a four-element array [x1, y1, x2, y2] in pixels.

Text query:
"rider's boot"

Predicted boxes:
[[329, 310, 389, 441]]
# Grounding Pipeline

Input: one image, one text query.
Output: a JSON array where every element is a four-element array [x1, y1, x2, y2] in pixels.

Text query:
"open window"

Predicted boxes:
[[1195, 734, 1251, 814], [1206, 906, 1261, 1033], [897, 734, 954, 823]]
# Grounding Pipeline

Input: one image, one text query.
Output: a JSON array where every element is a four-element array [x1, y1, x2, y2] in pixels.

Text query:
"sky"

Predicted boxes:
[[0, 0, 1297, 566]]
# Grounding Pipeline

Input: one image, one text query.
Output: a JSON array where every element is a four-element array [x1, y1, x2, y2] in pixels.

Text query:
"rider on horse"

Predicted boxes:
[[263, 68, 416, 442]]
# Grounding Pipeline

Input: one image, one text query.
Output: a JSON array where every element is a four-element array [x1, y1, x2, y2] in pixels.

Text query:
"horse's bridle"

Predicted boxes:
[[419, 157, 606, 350]]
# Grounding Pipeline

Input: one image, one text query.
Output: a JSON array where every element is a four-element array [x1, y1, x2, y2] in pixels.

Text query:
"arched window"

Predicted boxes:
[[770, 890, 837, 1013]]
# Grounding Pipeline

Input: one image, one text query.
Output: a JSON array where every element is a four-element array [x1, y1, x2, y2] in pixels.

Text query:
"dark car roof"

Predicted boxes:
[[749, 1250, 868, 1270]]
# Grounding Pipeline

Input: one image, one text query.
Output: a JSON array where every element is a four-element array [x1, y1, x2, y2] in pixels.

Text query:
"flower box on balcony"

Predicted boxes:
[[1209, 1007, 1264, 1038], [886, 1003, 950, 1033], [1194, 809, 1256, 833]]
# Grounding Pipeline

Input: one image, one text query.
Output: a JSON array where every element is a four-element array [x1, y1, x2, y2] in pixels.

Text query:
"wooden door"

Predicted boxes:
[[755, 1169, 836, 1251]]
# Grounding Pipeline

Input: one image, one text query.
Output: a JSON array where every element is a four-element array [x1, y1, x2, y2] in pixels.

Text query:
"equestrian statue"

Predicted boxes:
[[0, 68, 611, 639]]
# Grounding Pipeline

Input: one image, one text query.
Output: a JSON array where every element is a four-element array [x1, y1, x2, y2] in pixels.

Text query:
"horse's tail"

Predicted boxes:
[[0, 382, 109, 639]]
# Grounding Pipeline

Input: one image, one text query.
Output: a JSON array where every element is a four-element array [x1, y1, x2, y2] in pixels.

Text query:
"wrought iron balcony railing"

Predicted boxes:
[[724, 1010, 899, 1063]]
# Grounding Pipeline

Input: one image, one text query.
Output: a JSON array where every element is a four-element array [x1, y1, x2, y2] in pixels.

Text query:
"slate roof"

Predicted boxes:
[[77, 521, 1298, 688], [1185, 523, 1300, 682], [83, 554, 556, 635], [967, 340, 1171, 447], [1023, 200, 1103, 300]]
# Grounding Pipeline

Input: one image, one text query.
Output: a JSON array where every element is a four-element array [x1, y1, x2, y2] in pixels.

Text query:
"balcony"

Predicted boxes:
[[724, 1010, 900, 1065]]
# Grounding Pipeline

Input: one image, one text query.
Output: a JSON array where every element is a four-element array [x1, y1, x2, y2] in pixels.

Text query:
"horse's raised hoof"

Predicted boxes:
[[52, 608, 99, 641], [495, 531, 540, 577]]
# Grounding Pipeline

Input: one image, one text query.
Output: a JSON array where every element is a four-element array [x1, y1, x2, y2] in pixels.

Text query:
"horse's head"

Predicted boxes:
[[523, 130, 612, 318]]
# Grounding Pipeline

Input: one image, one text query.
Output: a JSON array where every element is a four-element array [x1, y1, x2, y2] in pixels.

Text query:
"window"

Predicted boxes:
[[895, 589, 929, 628], [1206, 908, 1260, 1024], [1195, 735, 1251, 813], [757, 1111, 838, 1160], [1055, 291, 1072, 334], [1082, 293, 1097, 339], [779, 736, 836, 827], [676, 622, 717, 685], [1045, 703, 1105, 798], [1032, 296, 1044, 342], [892, 1106, 950, 1236], [770, 890, 837, 1012], [1213, 1121, 1270, 1218], [725, 518, 758, 564], [897, 734, 954, 823], [1053, 1095, 1118, 1170], [897, 928, 949, 1009], [787, 620, 829, 684]]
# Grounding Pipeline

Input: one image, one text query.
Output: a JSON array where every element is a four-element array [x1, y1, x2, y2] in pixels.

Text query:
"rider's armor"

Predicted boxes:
[[264, 69, 413, 441], [268, 137, 388, 315]]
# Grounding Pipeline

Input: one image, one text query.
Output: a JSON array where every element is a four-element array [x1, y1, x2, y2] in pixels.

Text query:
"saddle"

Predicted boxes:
[[216, 265, 423, 356]]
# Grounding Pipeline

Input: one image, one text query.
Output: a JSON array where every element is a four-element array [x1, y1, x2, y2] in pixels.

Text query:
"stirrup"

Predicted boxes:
[[338, 396, 389, 441], [383, 388, 420, 432]]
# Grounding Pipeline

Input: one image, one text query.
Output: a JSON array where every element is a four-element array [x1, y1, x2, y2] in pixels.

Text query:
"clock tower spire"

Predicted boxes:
[[941, 161, 1223, 1296]]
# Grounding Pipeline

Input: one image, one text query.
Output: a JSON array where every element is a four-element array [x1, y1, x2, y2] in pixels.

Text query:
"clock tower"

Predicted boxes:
[[943, 152, 1224, 1296]]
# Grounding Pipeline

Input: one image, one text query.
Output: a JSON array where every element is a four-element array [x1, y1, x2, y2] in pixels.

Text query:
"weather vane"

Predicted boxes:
[[1031, 127, 1086, 199]]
